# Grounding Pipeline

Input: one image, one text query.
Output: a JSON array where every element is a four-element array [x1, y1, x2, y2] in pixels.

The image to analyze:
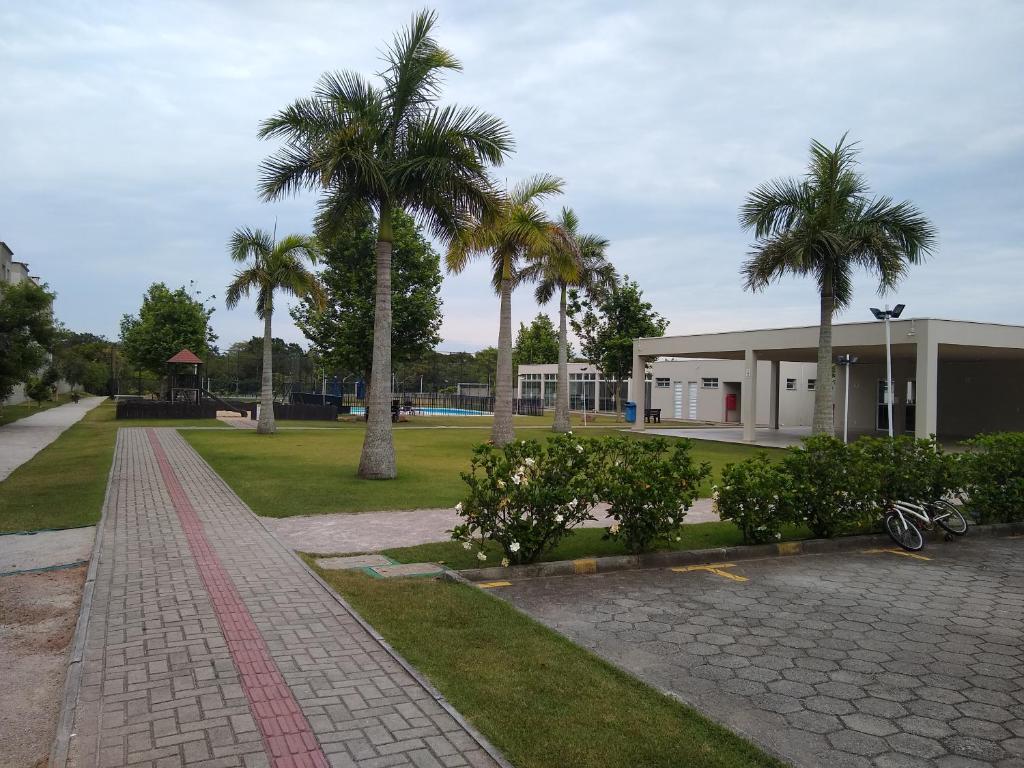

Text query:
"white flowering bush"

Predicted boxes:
[[715, 455, 791, 544], [451, 433, 599, 565], [594, 436, 711, 553]]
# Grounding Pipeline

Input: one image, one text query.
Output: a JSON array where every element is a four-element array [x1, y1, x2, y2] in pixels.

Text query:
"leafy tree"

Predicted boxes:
[[512, 313, 562, 372], [120, 283, 216, 377], [0, 280, 57, 403], [54, 329, 115, 394], [519, 207, 615, 431], [569, 276, 667, 417], [447, 175, 565, 445], [258, 9, 511, 479], [740, 135, 936, 434], [292, 206, 442, 386], [25, 376, 52, 407], [225, 228, 324, 435]]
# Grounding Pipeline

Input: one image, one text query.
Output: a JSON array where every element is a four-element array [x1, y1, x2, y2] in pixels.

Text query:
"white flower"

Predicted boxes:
[[775, 532, 782, 540], [609, 522, 620, 534], [497, 480, 505, 489], [567, 499, 578, 510], [675, 536, 681, 541], [462, 541, 472, 551], [455, 502, 463, 513], [501, 557, 510, 567], [567, 430, 573, 435], [511, 474, 522, 485], [592, 493, 600, 502], [509, 541, 521, 553], [477, 551, 487, 561], [521, 440, 526, 445], [554, 514, 564, 523], [524, 457, 536, 467], [575, 444, 584, 454], [667, 517, 674, 525]]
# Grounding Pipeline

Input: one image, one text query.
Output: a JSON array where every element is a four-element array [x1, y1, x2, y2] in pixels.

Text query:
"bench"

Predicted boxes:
[[644, 408, 662, 424]]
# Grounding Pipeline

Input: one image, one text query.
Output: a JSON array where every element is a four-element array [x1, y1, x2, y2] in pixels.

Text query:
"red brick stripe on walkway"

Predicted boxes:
[[145, 428, 329, 768]]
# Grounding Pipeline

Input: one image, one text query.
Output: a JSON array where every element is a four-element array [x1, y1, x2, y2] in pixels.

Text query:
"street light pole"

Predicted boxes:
[[836, 354, 859, 443], [870, 304, 905, 439]]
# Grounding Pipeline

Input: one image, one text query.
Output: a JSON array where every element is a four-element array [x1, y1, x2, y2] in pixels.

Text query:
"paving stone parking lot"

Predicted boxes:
[[497, 539, 1024, 768]]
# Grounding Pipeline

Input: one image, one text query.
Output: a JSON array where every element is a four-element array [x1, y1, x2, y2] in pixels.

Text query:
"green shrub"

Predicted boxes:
[[595, 436, 711, 553], [452, 433, 599, 565], [959, 433, 1024, 524], [25, 376, 51, 407], [853, 435, 953, 506], [715, 455, 791, 544], [783, 434, 875, 538]]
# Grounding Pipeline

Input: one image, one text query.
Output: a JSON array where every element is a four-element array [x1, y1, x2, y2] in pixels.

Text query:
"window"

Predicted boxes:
[[786, 378, 797, 391], [655, 377, 670, 388], [807, 378, 816, 391], [701, 377, 719, 389]]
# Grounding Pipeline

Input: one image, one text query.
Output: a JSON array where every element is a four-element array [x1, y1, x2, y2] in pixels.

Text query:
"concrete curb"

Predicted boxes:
[[49, 429, 121, 768], [455, 521, 1024, 582]]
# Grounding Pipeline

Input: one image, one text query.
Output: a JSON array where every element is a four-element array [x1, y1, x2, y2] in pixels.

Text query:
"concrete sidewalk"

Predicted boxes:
[[0, 396, 104, 481], [61, 427, 504, 768]]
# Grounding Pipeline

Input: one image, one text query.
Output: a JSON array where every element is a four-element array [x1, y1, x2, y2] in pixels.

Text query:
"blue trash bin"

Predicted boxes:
[[624, 401, 637, 423]]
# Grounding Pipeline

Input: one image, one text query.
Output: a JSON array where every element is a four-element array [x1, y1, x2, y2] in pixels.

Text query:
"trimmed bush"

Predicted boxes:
[[715, 455, 791, 544], [594, 436, 711, 553], [853, 435, 954, 506], [959, 433, 1024, 524], [451, 433, 599, 565], [782, 434, 875, 538]]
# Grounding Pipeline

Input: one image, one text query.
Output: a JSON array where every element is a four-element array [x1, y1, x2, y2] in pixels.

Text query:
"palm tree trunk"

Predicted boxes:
[[358, 209, 397, 479], [492, 271, 515, 445], [553, 284, 570, 433], [257, 311, 276, 434], [812, 283, 835, 435]]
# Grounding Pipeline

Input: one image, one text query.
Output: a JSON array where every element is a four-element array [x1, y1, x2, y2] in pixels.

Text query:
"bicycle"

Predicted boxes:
[[883, 497, 969, 552]]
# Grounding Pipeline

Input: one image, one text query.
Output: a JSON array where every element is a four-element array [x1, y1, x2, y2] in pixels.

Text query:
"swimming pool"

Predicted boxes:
[[348, 406, 487, 416]]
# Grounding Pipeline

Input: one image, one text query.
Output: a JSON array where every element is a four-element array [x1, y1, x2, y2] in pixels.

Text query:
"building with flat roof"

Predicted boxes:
[[630, 318, 1024, 441]]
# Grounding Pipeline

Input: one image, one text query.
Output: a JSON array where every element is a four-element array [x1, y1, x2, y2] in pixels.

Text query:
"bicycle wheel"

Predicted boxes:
[[885, 511, 924, 551], [932, 499, 968, 536]]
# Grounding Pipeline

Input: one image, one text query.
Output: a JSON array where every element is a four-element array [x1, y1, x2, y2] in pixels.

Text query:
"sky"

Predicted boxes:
[[2, 0, 1022, 352]]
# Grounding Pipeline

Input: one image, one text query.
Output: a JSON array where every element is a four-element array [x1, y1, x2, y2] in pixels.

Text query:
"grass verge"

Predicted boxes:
[[0, 402, 228, 532], [183, 426, 779, 517], [312, 566, 782, 768]]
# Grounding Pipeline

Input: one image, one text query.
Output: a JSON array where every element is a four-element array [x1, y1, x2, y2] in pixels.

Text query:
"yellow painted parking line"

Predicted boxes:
[[671, 563, 749, 582], [477, 581, 512, 589], [862, 548, 932, 561], [573, 558, 598, 575], [776, 541, 802, 556]]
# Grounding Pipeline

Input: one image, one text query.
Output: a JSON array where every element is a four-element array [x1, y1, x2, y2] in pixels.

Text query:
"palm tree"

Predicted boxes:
[[447, 175, 565, 445], [225, 228, 324, 435], [519, 207, 615, 432], [739, 135, 936, 435], [257, 10, 511, 478]]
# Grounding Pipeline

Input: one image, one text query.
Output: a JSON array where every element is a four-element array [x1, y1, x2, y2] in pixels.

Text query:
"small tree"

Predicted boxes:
[[512, 314, 562, 373], [25, 376, 51, 407], [569, 276, 667, 417], [120, 283, 215, 377], [0, 280, 57, 403]]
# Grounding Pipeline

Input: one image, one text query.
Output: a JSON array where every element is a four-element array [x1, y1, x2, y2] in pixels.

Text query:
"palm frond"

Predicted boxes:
[[383, 9, 461, 130]]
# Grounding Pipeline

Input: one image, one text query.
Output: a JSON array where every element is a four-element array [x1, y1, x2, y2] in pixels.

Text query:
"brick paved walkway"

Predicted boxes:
[[66, 428, 503, 768]]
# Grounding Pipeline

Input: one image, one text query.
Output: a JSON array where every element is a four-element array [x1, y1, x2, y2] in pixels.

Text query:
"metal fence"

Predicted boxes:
[[289, 391, 545, 416]]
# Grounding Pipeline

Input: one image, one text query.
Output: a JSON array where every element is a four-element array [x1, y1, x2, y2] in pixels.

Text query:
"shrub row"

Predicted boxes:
[[716, 433, 1024, 544], [451, 433, 710, 565]]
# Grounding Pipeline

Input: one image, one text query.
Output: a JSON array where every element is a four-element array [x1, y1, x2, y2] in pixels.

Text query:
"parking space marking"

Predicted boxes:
[[862, 547, 932, 561], [478, 581, 513, 589], [671, 563, 749, 582]]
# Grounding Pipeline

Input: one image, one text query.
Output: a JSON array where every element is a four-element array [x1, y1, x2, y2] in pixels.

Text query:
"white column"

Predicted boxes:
[[743, 348, 758, 442], [769, 360, 781, 430], [631, 344, 646, 432], [915, 333, 938, 439]]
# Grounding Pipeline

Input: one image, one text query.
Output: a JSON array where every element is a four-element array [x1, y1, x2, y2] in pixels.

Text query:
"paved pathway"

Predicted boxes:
[[0, 526, 95, 575], [265, 499, 719, 554], [498, 538, 1024, 768], [65, 427, 503, 768], [643, 425, 810, 448], [0, 396, 104, 480]]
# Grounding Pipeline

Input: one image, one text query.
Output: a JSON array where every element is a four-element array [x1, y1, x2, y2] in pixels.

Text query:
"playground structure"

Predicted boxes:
[[116, 349, 250, 419]]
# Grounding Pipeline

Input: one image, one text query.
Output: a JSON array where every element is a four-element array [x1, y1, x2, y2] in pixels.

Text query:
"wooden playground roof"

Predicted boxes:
[[166, 349, 203, 365]]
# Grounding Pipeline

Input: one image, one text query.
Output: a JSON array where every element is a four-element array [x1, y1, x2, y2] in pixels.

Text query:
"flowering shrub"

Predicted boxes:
[[451, 433, 599, 565], [959, 432, 1024, 524], [782, 434, 876, 538], [714, 455, 791, 544], [852, 436, 953, 506], [594, 436, 710, 553]]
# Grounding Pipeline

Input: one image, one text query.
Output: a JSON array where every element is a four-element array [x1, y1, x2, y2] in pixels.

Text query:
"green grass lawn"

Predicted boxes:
[[183, 426, 779, 517], [0, 392, 76, 427], [0, 402, 228, 532], [313, 566, 781, 768]]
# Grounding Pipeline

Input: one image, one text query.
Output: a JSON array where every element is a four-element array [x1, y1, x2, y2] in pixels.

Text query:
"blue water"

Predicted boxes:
[[348, 406, 486, 416]]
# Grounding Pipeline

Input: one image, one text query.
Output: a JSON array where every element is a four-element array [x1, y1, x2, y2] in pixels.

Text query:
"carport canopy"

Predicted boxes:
[[630, 318, 1024, 441]]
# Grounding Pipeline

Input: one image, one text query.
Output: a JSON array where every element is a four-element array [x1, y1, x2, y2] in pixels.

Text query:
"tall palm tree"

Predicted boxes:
[[739, 135, 936, 435], [447, 174, 565, 445], [257, 10, 511, 478], [225, 228, 324, 435], [519, 207, 615, 432]]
